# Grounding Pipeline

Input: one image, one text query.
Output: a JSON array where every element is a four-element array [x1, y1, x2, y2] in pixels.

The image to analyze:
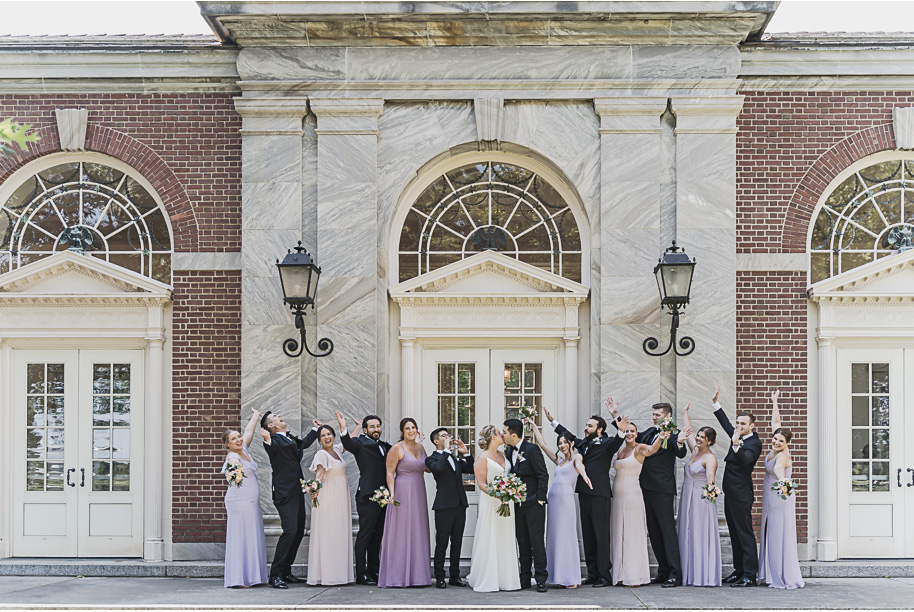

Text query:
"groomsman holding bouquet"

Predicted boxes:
[[712, 385, 763, 587], [426, 428, 474, 589]]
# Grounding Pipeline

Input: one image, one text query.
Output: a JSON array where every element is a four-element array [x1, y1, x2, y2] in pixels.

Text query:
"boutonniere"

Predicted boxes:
[[593, 437, 603, 445], [515, 451, 526, 462]]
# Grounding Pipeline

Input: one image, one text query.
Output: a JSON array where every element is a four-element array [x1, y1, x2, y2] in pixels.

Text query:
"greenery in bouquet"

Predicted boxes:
[[301, 478, 323, 507], [489, 473, 527, 517], [370, 485, 400, 508]]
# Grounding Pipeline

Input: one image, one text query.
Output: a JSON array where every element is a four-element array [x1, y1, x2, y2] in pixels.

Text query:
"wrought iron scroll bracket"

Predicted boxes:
[[642, 311, 696, 357], [282, 309, 334, 358]]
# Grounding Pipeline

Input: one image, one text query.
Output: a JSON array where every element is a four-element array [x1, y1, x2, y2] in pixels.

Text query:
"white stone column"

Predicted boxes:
[[670, 96, 743, 421], [144, 305, 166, 561], [816, 335, 838, 561], [399, 337, 415, 429], [0, 338, 10, 558], [310, 98, 385, 420], [594, 97, 667, 419]]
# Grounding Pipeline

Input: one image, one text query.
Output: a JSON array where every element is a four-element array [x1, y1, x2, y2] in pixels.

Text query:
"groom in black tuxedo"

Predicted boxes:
[[712, 385, 763, 587], [338, 411, 391, 586], [425, 428, 474, 589], [503, 418, 550, 593], [260, 410, 320, 589], [546, 407, 624, 587]]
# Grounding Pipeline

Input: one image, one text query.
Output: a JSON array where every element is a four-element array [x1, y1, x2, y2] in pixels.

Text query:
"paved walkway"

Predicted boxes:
[[0, 576, 913, 609]]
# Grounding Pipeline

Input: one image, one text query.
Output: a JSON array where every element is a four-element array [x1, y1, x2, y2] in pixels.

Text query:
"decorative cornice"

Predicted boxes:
[[0, 260, 140, 294], [809, 249, 914, 302], [395, 294, 587, 307], [0, 295, 171, 307]]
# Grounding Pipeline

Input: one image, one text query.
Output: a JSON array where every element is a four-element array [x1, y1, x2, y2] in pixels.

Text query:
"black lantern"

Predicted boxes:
[[277, 241, 334, 358], [643, 240, 696, 357]]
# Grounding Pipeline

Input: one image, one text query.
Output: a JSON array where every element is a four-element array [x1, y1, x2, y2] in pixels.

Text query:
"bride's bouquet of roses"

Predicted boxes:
[[700, 483, 722, 504], [657, 414, 677, 449], [489, 473, 526, 518], [224, 461, 245, 487], [301, 479, 322, 507], [771, 477, 798, 500], [518, 405, 537, 432], [370, 486, 400, 508]]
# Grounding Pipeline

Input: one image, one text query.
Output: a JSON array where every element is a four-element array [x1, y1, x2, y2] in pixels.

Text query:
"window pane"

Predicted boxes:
[[112, 461, 130, 491], [852, 429, 869, 459], [438, 364, 454, 394], [457, 364, 474, 394], [93, 461, 111, 491], [27, 461, 45, 491], [93, 396, 111, 426], [93, 364, 111, 394], [112, 396, 130, 426], [46, 462, 64, 491], [27, 364, 45, 394], [438, 396, 455, 426], [872, 429, 889, 459], [26, 429, 45, 459], [872, 396, 890, 427], [851, 364, 869, 394], [851, 461, 869, 492], [871, 363, 889, 393], [46, 364, 64, 394], [27, 396, 45, 427], [112, 429, 130, 460], [872, 461, 890, 492], [851, 396, 869, 426], [457, 396, 473, 426], [46, 396, 64, 427], [93, 429, 111, 459], [112, 364, 130, 393]]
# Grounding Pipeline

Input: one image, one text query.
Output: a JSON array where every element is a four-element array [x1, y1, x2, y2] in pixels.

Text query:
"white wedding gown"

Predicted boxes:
[[467, 455, 522, 592]]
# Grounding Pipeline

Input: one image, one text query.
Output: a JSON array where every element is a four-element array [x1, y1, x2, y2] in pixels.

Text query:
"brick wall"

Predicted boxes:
[[171, 270, 242, 543]]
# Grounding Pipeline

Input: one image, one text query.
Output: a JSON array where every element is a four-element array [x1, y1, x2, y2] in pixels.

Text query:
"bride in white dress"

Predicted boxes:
[[467, 425, 521, 593]]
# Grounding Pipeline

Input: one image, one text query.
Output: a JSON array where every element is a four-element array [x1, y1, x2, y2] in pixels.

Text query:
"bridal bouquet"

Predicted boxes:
[[224, 461, 245, 487], [301, 479, 323, 507], [701, 483, 722, 504], [658, 414, 677, 449], [771, 478, 798, 500], [489, 473, 527, 518], [518, 405, 537, 421], [370, 486, 400, 508]]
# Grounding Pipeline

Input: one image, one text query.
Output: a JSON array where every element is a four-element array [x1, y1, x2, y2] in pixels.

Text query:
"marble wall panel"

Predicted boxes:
[[241, 182, 301, 230], [601, 180, 661, 230], [317, 134, 378, 184], [601, 323, 661, 374], [242, 275, 289, 326], [316, 182, 377, 231], [237, 47, 346, 81], [316, 325, 378, 374], [677, 228, 736, 277], [631, 45, 741, 79], [241, 324, 301, 375], [319, 229, 379, 278], [241, 369, 302, 416], [242, 136, 302, 184], [673, 323, 737, 374], [686, 276, 737, 328], [601, 228, 662, 277], [601, 370, 662, 419], [676, 179, 737, 230], [315, 369, 376, 416], [600, 276, 661, 325], [316, 276, 376, 326], [242, 228, 304, 278]]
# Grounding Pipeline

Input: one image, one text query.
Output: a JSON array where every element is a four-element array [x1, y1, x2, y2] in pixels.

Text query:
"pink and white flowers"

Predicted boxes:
[[489, 473, 527, 518], [771, 478, 797, 500], [370, 486, 400, 508], [657, 414, 677, 449], [224, 461, 245, 487], [301, 478, 323, 507], [701, 483, 722, 504]]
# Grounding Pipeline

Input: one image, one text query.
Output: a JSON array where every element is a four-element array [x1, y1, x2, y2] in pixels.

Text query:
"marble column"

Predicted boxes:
[[816, 335, 838, 561], [310, 98, 385, 423], [595, 97, 667, 420], [671, 96, 743, 420], [144, 322, 165, 562], [0, 338, 9, 558]]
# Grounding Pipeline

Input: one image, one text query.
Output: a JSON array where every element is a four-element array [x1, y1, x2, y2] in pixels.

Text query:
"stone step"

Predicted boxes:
[[2, 558, 914, 579]]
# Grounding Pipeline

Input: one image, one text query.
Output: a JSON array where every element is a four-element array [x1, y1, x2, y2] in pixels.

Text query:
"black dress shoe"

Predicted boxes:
[[537, 583, 548, 593], [356, 574, 378, 586], [661, 578, 681, 588], [448, 577, 467, 587], [723, 571, 741, 584], [592, 578, 611, 588], [269, 576, 288, 589], [282, 573, 303, 584], [581, 577, 598, 586], [650, 575, 669, 584], [436, 578, 447, 589], [731, 577, 758, 587]]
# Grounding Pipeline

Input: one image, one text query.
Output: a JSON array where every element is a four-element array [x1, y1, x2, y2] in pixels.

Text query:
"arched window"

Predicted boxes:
[[0, 159, 172, 283], [397, 160, 582, 283], [810, 157, 914, 284]]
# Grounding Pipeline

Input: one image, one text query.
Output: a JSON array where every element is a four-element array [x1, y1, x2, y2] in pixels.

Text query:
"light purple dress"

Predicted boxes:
[[546, 455, 581, 586], [222, 444, 269, 588], [758, 454, 804, 589], [378, 443, 432, 587], [677, 456, 722, 587]]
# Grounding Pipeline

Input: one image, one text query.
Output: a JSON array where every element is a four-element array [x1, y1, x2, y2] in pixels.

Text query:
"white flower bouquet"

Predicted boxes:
[[489, 473, 527, 518]]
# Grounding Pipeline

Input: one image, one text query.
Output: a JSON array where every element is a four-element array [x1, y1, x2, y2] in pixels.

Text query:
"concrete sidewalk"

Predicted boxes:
[[0, 576, 913, 609]]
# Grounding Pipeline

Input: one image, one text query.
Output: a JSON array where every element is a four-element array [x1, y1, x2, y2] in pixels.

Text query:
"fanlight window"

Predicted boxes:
[[0, 161, 172, 283], [398, 161, 582, 283], [810, 159, 914, 283]]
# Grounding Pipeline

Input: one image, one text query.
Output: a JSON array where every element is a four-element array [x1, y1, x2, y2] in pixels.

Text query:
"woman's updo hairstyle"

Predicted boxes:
[[221, 429, 239, 447], [316, 424, 336, 441], [698, 426, 717, 446], [399, 417, 418, 441], [478, 424, 499, 450], [773, 427, 793, 443]]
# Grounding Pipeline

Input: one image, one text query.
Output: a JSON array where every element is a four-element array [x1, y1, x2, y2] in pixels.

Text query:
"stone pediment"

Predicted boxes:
[[809, 249, 914, 304], [389, 251, 589, 306], [0, 251, 172, 307]]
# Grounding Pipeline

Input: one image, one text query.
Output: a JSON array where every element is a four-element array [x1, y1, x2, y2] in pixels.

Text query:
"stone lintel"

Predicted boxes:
[[310, 98, 384, 134], [671, 95, 744, 133], [594, 96, 668, 133], [234, 97, 309, 134]]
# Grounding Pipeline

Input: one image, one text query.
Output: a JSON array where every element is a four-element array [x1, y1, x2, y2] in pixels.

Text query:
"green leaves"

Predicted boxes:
[[0, 119, 39, 157]]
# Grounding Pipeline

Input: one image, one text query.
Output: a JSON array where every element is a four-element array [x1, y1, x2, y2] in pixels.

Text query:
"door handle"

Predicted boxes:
[[899, 467, 903, 487], [908, 468, 914, 487], [80, 468, 86, 487], [66, 468, 76, 488]]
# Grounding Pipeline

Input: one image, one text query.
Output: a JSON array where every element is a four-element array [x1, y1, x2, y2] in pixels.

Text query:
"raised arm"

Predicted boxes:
[[338, 411, 363, 455], [385, 443, 402, 498], [639, 430, 669, 459], [712, 384, 736, 438], [527, 417, 558, 465], [572, 453, 593, 489], [770, 390, 782, 432], [242, 410, 261, 447], [299, 421, 321, 450], [682, 402, 697, 452]]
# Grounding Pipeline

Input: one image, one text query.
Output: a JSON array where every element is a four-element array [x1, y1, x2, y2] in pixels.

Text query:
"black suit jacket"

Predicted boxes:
[[714, 407, 763, 504], [263, 429, 319, 502], [426, 450, 473, 511], [636, 427, 688, 495], [506, 440, 549, 507], [554, 423, 624, 499], [341, 431, 393, 502]]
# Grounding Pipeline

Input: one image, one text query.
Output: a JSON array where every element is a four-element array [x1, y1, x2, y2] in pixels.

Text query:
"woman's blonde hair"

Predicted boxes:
[[478, 424, 499, 450]]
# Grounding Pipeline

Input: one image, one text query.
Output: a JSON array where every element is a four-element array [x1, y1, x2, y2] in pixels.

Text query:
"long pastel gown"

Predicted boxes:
[[307, 443, 354, 586], [677, 456, 722, 587], [222, 444, 269, 588], [378, 443, 432, 587], [758, 454, 805, 589], [546, 455, 582, 587], [467, 455, 522, 593], [610, 453, 650, 586]]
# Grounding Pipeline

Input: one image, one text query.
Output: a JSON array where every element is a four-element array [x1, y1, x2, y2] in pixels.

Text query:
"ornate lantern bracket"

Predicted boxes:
[[643, 240, 696, 357], [276, 241, 334, 359]]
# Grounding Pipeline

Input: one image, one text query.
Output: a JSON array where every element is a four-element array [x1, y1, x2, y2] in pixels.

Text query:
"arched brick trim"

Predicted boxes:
[[781, 123, 895, 252], [0, 124, 198, 252]]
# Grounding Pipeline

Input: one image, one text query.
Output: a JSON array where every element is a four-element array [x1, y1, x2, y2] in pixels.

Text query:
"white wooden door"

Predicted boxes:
[[12, 349, 144, 557], [837, 348, 905, 557]]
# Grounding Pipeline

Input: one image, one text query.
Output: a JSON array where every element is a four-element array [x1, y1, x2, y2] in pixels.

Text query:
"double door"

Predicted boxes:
[[420, 347, 556, 552], [11, 349, 144, 557], [837, 348, 914, 557]]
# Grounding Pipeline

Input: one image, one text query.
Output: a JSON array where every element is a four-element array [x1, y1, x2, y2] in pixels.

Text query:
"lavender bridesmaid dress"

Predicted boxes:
[[546, 455, 582, 587], [677, 457, 722, 587], [758, 454, 804, 589], [378, 443, 432, 587], [222, 444, 269, 588]]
